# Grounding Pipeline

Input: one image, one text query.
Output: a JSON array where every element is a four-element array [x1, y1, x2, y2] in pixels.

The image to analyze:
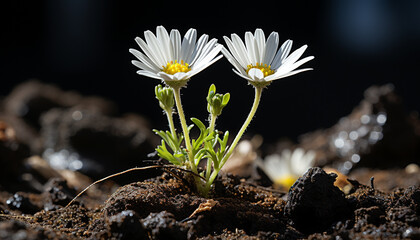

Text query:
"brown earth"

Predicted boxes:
[[0, 81, 419, 239]]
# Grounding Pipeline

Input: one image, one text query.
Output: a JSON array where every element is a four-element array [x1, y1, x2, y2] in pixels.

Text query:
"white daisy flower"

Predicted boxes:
[[258, 148, 316, 188], [222, 29, 314, 86], [129, 26, 223, 87]]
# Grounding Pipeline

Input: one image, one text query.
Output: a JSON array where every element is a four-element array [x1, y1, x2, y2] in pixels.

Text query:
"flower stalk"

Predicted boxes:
[[131, 26, 314, 197], [172, 86, 197, 173]]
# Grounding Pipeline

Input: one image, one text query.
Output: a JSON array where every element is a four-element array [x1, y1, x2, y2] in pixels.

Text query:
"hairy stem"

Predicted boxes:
[[203, 86, 263, 194], [208, 114, 217, 133], [221, 86, 262, 166], [165, 108, 178, 142], [172, 87, 197, 173]]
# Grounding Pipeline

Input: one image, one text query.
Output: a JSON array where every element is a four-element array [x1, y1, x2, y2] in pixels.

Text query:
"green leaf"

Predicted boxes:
[[222, 93, 230, 106]]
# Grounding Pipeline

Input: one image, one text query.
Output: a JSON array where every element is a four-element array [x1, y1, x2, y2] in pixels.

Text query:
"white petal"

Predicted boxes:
[[189, 34, 209, 66], [221, 47, 247, 75], [188, 54, 223, 79], [230, 34, 251, 67], [135, 37, 163, 68], [254, 29, 266, 62], [129, 48, 160, 71], [263, 32, 279, 65], [156, 26, 173, 62], [265, 68, 313, 81], [158, 71, 188, 81], [131, 60, 157, 73], [245, 32, 258, 64], [144, 30, 166, 66], [191, 44, 222, 70], [191, 38, 217, 66], [136, 70, 162, 80], [232, 68, 253, 82], [282, 45, 308, 67], [170, 29, 182, 62], [180, 28, 197, 63], [274, 46, 311, 76], [247, 68, 265, 81], [271, 40, 292, 69]]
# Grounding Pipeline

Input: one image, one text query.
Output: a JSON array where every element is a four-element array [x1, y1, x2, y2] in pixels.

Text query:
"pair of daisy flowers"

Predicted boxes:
[[129, 26, 314, 87]]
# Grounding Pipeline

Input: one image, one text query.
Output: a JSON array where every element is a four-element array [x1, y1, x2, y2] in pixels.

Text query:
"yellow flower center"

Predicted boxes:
[[274, 175, 297, 189], [162, 60, 191, 75], [246, 63, 275, 77]]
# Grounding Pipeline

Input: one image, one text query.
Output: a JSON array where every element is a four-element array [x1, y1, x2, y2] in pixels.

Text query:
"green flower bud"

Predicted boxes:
[[155, 84, 175, 110], [206, 84, 230, 116]]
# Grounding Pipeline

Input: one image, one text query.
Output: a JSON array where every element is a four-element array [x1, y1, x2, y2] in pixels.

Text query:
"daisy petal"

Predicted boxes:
[[247, 68, 265, 81], [271, 40, 292, 69], [135, 37, 162, 68], [263, 32, 279, 65], [254, 29, 266, 62], [189, 34, 209, 66], [266, 68, 313, 81], [180, 28, 197, 63], [144, 30, 166, 66], [170, 29, 182, 62], [221, 47, 247, 75], [156, 26, 173, 61], [129, 48, 160, 71], [230, 34, 251, 68], [245, 31, 258, 65], [136, 70, 161, 79]]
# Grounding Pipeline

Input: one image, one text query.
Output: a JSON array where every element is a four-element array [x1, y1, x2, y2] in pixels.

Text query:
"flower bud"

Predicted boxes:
[[155, 84, 175, 110], [207, 84, 230, 116]]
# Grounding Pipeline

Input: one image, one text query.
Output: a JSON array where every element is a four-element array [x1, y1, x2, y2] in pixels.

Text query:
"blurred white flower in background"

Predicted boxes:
[[258, 148, 316, 189]]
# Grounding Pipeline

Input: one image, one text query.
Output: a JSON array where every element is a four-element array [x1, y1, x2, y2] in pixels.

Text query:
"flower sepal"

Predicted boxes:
[[155, 84, 175, 111], [206, 84, 230, 117]]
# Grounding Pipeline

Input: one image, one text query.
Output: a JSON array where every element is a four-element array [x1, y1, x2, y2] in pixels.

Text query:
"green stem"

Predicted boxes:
[[208, 114, 217, 133], [203, 86, 263, 193], [220, 86, 262, 167], [204, 113, 217, 183], [172, 87, 197, 173], [165, 108, 178, 142], [203, 168, 219, 195]]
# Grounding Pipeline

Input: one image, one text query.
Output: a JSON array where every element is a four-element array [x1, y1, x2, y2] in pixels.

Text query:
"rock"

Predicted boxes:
[[284, 167, 351, 234], [42, 177, 75, 211], [40, 107, 157, 179], [142, 211, 189, 240], [3, 80, 117, 129], [106, 210, 146, 240], [6, 192, 41, 214], [298, 84, 420, 173]]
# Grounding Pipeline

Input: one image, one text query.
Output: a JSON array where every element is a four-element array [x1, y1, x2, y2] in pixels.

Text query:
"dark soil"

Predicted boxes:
[[1, 169, 419, 239], [0, 81, 419, 239]]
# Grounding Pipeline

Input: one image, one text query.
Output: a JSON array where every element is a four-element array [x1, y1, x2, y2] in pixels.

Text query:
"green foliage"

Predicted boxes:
[[153, 83, 242, 196], [153, 129, 186, 166], [207, 84, 230, 116]]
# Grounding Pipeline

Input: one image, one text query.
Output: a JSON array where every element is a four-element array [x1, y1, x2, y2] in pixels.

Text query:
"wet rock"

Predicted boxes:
[[106, 210, 146, 240], [40, 107, 157, 179], [42, 178, 75, 211], [6, 192, 41, 214], [2, 81, 119, 155], [284, 167, 351, 234], [142, 211, 189, 240], [3, 80, 117, 129], [3, 81, 81, 129], [299, 84, 420, 173], [354, 206, 386, 227]]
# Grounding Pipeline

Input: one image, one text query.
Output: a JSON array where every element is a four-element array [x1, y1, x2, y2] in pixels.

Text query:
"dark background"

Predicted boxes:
[[2, 0, 420, 143]]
